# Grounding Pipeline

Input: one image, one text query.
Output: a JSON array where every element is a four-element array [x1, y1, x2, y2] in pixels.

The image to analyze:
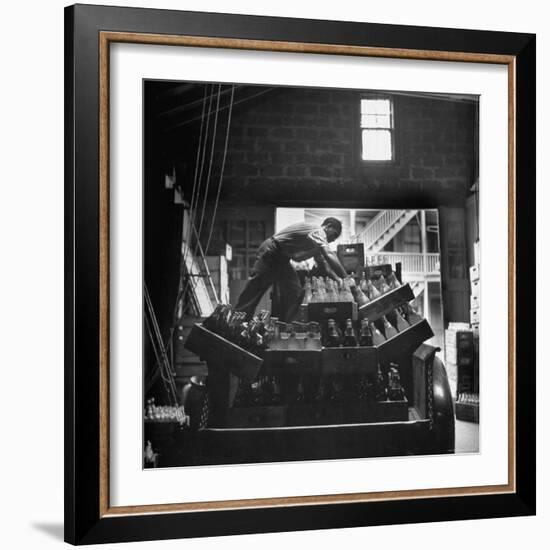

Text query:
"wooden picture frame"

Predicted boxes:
[[65, 4, 535, 544]]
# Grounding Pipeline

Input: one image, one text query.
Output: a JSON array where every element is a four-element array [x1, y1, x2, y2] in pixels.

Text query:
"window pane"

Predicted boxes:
[[248, 221, 266, 247], [361, 113, 391, 128], [361, 98, 391, 115], [362, 129, 392, 160], [228, 220, 246, 247]]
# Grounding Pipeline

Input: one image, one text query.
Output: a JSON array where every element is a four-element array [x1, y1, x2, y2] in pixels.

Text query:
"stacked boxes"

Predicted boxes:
[[444, 322, 470, 386], [444, 324, 479, 423], [469, 241, 480, 332]]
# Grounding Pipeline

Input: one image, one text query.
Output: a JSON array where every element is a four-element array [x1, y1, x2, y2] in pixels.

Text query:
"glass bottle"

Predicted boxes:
[[359, 271, 369, 293], [358, 319, 373, 346], [338, 279, 348, 301], [326, 319, 342, 347], [343, 319, 358, 347], [387, 365, 406, 401], [367, 279, 381, 300], [379, 275, 391, 294], [387, 272, 401, 289], [382, 315, 399, 339], [277, 321, 290, 350], [403, 302, 423, 324], [370, 322, 386, 346], [303, 278, 312, 304], [306, 321, 322, 350], [349, 278, 369, 306], [394, 309, 409, 332]]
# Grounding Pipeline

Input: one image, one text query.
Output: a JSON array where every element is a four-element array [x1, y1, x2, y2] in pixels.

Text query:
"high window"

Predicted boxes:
[[360, 97, 394, 161]]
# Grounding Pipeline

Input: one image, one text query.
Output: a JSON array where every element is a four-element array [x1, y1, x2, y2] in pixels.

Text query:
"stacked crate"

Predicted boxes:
[[469, 240, 480, 333], [444, 322, 470, 385], [185, 260, 436, 429], [444, 323, 479, 423]]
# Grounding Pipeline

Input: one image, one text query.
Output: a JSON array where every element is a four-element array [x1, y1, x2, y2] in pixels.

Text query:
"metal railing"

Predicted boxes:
[[382, 252, 440, 275]]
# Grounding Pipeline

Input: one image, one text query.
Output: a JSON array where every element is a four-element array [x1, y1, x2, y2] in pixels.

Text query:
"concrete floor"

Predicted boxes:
[[455, 418, 479, 453]]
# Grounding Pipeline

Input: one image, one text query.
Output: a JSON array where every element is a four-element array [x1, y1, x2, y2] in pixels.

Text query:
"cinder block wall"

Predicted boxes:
[[216, 87, 476, 207]]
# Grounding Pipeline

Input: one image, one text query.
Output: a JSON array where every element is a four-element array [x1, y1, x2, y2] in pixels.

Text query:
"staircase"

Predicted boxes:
[[353, 210, 418, 252]]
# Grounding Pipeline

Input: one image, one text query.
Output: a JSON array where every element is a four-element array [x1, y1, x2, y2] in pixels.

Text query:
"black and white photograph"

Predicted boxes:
[[0, 0, 538, 546], [143, 80, 480, 468]]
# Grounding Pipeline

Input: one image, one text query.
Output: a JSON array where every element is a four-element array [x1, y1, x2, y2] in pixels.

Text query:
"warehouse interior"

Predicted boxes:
[[143, 81, 480, 465]]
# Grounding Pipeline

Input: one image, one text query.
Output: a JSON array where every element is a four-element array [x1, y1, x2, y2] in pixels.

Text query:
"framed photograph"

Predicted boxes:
[[65, 4, 535, 545]]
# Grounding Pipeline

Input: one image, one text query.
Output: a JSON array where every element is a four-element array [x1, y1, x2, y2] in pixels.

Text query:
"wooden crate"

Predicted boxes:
[[337, 243, 365, 274], [358, 283, 415, 322], [306, 301, 358, 322], [185, 323, 263, 380], [365, 264, 393, 279], [321, 346, 378, 376], [455, 400, 479, 423], [262, 349, 322, 376], [378, 319, 434, 363]]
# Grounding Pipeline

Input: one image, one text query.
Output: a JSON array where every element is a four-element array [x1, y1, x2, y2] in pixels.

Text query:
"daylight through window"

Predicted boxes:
[[360, 97, 394, 161]]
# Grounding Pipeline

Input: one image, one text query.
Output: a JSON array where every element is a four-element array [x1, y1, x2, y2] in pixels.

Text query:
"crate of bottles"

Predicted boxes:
[[303, 275, 358, 322], [336, 243, 365, 274], [455, 393, 479, 423], [358, 283, 415, 322], [377, 318, 434, 362], [365, 263, 393, 279], [322, 347, 378, 376], [262, 349, 322, 376], [186, 323, 263, 380], [306, 301, 358, 323]]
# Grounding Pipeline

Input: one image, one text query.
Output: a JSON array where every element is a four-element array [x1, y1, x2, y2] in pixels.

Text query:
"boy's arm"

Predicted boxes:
[[315, 249, 347, 280]]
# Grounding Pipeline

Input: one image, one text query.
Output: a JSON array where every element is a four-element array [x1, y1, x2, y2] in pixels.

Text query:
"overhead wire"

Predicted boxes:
[[181, 84, 222, 314], [182, 83, 212, 271], [144, 283, 178, 405], [204, 84, 235, 257], [172, 83, 209, 323], [179, 83, 215, 316], [194, 83, 222, 255]]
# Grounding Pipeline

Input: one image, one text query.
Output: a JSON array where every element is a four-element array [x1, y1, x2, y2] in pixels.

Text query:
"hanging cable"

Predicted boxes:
[[184, 85, 214, 272], [180, 84, 215, 296], [178, 83, 215, 318], [194, 83, 222, 255], [180, 84, 221, 310], [144, 283, 178, 406], [171, 84, 209, 328], [204, 84, 235, 257]]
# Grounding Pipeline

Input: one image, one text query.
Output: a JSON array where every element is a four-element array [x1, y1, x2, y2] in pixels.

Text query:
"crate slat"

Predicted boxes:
[[262, 349, 322, 376], [321, 346, 378, 375], [378, 319, 434, 363], [306, 301, 358, 322], [185, 323, 263, 380]]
